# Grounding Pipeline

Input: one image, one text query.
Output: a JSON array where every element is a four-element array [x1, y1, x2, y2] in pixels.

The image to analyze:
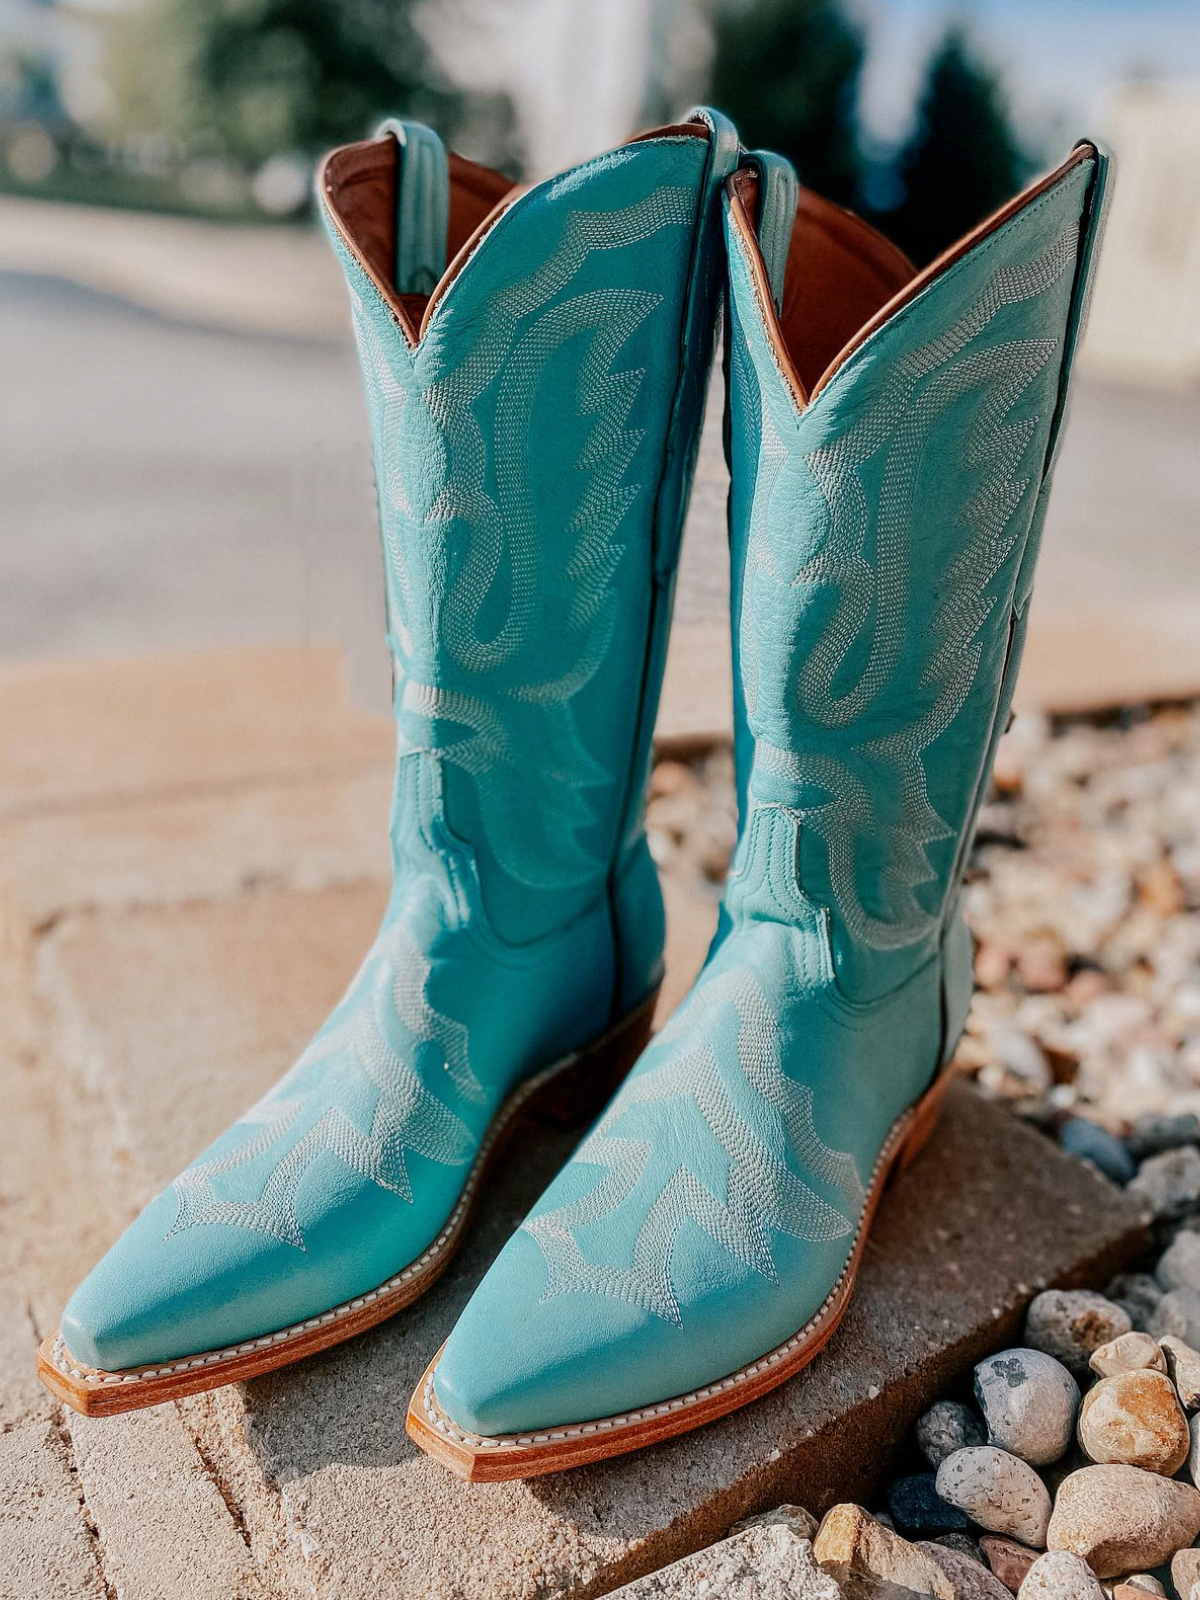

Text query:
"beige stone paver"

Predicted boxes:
[[69, 1408, 268, 1600], [0, 1422, 107, 1600], [2, 768, 391, 931], [0, 645, 391, 823], [607, 1522, 839, 1598], [39, 883, 388, 1192], [0, 1289, 56, 1431]]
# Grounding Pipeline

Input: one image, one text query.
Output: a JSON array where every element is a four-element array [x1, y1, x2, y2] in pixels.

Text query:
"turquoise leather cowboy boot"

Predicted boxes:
[[409, 141, 1111, 1478], [40, 109, 739, 1415]]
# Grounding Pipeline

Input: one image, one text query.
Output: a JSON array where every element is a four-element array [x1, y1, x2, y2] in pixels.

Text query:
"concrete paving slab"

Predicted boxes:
[[0, 961, 129, 1341], [0, 645, 391, 823], [606, 1524, 838, 1598], [1, 768, 392, 931], [0, 1421, 106, 1600], [68, 1408, 269, 1600], [38, 883, 389, 1194], [0, 1286, 56, 1430]]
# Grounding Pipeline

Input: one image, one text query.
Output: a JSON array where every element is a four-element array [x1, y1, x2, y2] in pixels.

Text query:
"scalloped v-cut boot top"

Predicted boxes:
[[39, 109, 741, 1414], [408, 140, 1111, 1480]]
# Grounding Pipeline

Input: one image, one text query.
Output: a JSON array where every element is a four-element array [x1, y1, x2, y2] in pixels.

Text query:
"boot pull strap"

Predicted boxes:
[[684, 105, 741, 185], [741, 150, 798, 315], [375, 118, 449, 296]]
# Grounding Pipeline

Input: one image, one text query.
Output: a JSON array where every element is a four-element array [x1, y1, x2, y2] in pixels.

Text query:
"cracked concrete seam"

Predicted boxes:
[[0, 953, 286, 1600]]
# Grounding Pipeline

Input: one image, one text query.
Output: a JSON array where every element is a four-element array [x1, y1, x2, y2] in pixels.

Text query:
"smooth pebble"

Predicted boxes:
[[1172, 1547, 1200, 1600], [975, 1348, 1079, 1465], [1018, 1549, 1105, 1599], [916, 1400, 987, 1469], [919, 1541, 1012, 1600], [1158, 1230, 1200, 1293], [1060, 1118, 1136, 1184], [1127, 1112, 1200, 1161], [1089, 1331, 1167, 1377], [1160, 1336, 1200, 1409], [937, 1447, 1052, 1548], [1128, 1146, 1200, 1220], [1149, 1287, 1200, 1348], [1107, 1273, 1164, 1332], [1024, 1289, 1132, 1377], [886, 1473, 970, 1535], [1046, 1463, 1200, 1578], [980, 1533, 1039, 1591], [1077, 1369, 1190, 1474]]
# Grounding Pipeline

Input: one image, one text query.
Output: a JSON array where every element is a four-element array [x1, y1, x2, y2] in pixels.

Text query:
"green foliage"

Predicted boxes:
[[103, 0, 460, 167], [884, 27, 1031, 266], [707, 0, 865, 207]]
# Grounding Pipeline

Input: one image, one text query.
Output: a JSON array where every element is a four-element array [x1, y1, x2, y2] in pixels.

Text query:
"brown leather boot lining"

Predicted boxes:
[[319, 120, 710, 348], [728, 167, 916, 406], [319, 136, 517, 342], [727, 143, 1096, 409]]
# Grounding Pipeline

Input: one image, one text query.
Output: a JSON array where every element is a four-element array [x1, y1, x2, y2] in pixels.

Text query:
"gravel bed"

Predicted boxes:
[[650, 701, 1200, 1134]]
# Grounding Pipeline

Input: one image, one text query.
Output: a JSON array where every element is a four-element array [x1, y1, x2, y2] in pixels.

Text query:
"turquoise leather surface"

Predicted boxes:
[[434, 147, 1110, 1437], [60, 113, 736, 1373]]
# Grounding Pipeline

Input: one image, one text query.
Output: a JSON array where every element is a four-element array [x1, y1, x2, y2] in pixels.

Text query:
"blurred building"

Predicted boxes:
[[1083, 82, 1200, 388], [428, 0, 706, 175]]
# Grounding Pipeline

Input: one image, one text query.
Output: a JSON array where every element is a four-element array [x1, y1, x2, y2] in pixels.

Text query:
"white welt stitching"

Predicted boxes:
[[420, 1102, 918, 1451], [50, 1024, 620, 1388]]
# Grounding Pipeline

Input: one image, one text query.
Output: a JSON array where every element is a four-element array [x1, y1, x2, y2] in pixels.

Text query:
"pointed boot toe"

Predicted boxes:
[[59, 1194, 189, 1375], [57, 1193, 310, 1378], [432, 1232, 566, 1439]]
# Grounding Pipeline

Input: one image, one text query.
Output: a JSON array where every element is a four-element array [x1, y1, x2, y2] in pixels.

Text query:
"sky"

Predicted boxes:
[[857, 0, 1200, 150]]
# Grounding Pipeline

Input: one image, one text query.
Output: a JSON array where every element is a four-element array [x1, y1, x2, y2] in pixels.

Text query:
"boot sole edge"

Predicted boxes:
[[405, 1059, 958, 1481], [37, 989, 660, 1418]]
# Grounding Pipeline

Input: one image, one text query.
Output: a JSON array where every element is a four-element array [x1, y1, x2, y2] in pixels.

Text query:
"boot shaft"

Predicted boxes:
[[320, 115, 736, 952], [724, 146, 1111, 1002]]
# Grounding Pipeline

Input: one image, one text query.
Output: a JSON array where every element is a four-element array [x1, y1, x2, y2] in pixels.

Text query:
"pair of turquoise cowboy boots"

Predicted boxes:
[[40, 109, 1109, 1480]]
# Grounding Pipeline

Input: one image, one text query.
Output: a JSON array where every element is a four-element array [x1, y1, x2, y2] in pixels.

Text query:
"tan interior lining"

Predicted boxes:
[[319, 119, 710, 348], [729, 168, 916, 405], [320, 137, 517, 342], [728, 143, 1095, 408]]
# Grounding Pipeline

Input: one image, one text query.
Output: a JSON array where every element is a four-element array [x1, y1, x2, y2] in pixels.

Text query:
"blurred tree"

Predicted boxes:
[[103, 0, 463, 170], [707, 0, 864, 207], [883, 28, 1030, 266]]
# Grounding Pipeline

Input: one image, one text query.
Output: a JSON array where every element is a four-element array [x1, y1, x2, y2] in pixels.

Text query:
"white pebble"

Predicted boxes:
[[936, 1446, 1052, 1548], [1019, 1550, 1104, 1599], [1157, 1231, 1200, 1293]]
